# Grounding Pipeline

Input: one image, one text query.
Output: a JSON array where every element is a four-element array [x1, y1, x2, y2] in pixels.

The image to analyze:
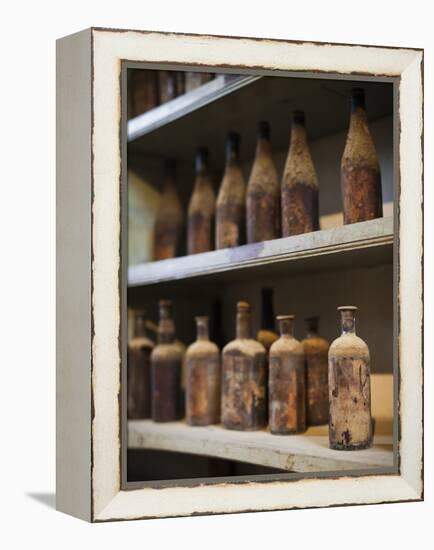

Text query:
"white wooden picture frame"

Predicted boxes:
[[56, 27, 423, 522]]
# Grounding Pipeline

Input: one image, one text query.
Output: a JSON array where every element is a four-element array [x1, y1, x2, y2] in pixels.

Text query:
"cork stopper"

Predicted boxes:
[[195, 147, 209, 173], [277, 314, 295, 337], [351, 87, 366, 111]]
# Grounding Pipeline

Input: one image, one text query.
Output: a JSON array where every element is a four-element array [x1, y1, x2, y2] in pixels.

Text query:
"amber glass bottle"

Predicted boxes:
[[187, 148, 216, 254], [341, 88, 382, 224], [185, 316, 221, 426], [328, 306, 372, 450], [215, 132, 246, 249], [127, 310, 154, 419], [269, 315, 306, 434], [302, 317, 329, 426], [221, 302, 267, 430], [256, 288, 279, 352], [150, 300, 183, 422], [246, 121, 280, 243], [154, 160, 184, 261], [281, 111, 319, 237]]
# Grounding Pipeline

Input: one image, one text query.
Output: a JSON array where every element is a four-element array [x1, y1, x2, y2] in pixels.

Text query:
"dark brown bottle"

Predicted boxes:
[[186, 316, 221, 426], [328, 306, 372, 450], [151, 300, 183, 422], [216, 133, 246, 249], [222, 302, 267, 430], [158, 71, 182, 103], [127, 310, 154, 419], [187, 148, 216, 255], [302, 317, 329, 426], [341, 88, 383, 224], [184, 72, 212, 93], [281, 111, 319, 237], [246, 122, 280, 243], [269, 315, 306, 434], [128, 69, 159, 118], [256, 288, 279, 352], [154, 160, 184, 261]]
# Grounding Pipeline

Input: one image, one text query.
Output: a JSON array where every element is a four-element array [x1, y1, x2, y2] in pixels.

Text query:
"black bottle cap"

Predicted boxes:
[[226, 132, 240, 158], [195, 147, 209, 172], [257, 120, 271, 139], [292, 110, 305, 126], [351, 87, 366, 110]]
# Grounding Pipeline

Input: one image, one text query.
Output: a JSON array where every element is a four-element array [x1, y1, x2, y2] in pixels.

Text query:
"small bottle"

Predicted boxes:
[[302, 317, 329, 426], [256, 287, 279, 352], [127, 310, 154, 419], [341, 88, 383, 224], [222, 302, 267, 430], [246, 121, 280, 243], [187, 148, 216, 254], [281, 111, 319, 236], [158, 71, 179, 103], [151, 300, 183, 422], [216, 132, 246, 249], [186, 316, 221, 426], [128, 69, 159, 117], [154, 160, 184, 260], [328, 306, 372, 450], [269, 315, 306, 434]]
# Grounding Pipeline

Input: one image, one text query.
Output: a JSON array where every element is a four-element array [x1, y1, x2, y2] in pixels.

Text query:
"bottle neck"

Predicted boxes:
[[158, 302, 175, 344], [256, 136, 272, 156], [278, 317, 295, 338], [305, 317, 319, 339], [291, 122, 308, 146], [196, 318, 210, 342], [195, 150, 209, 176], [134, 314, 147, 338], [226, 135, 240, 167], [261, 289, 275, 331], [236, 311, 251, 339], [340, 311, 356, 335]]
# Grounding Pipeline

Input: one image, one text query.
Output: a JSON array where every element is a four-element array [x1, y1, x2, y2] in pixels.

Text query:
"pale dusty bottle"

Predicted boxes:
[[154, 160, 184, 260], [302, 316, 329, 426], [341, 88, 383, 224], [185, 316, 221, 426], [187, 147, 216, 254], [328, 306, 372, 450], [256, 287, 278, 352], [269, 315, 306, 434], [221, 302, 267, 430], [281, 111, 319, 236], [127, 310, 154, 419], [151, 300, 183, 422], [216, 132, 246, 249], [246, 121, 280, 243]]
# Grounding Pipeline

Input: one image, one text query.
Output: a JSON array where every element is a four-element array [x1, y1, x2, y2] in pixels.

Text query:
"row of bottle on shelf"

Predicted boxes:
[[153, 87, 383, 262], [128, 297, 373, 451], [128, 69, 216, 118]]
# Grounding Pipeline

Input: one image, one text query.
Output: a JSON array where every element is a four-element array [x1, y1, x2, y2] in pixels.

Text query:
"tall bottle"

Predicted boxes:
[[256, 287, 279, 352], [150, 300, 183, 422], [269, 315, 306, 434], [328, 306, 372, 450], [154, 160, 184, 261], [185, 316, 221, 426], [281, 111, 319, 236], [246, 121, 280, 243], [216, 132, 246, 249], [302, 317, 329, 426], [187, 148, 216, 255], [221, 302, 267, 430], [127, 310, 154, 419], [341, 88, 382, 224]]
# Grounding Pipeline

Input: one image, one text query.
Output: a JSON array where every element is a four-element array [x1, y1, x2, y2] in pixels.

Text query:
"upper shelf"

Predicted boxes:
[[128, 217, 393, 289]]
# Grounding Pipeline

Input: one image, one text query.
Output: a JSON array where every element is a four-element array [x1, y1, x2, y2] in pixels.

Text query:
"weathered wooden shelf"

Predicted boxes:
[[128, 216, 393, 288], [128, 420, 393, 473]]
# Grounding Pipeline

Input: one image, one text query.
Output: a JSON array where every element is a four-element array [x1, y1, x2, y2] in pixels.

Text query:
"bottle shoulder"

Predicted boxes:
[[217, 166, 246, 205], [247, 154, 279, 193], [341, 112, 379, 168], [128, 336, 155, 351], [269, 336, 304, 355], [186, 340, 220, 358], [188, 178, 216, 215], [223, 338, 266, 357], [151, 343, 183, 361], [282, 143, 318, 188], [301, 336, 329, 354], [329, 332, 369, 357]]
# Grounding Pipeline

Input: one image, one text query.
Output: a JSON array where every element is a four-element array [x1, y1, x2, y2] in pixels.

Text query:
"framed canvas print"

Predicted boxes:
[[56, 27, 423, 522]]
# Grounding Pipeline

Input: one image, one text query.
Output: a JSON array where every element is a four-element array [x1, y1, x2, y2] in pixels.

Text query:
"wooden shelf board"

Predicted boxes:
[[128, 420, 393, 473], [128, 216, 393, 289]]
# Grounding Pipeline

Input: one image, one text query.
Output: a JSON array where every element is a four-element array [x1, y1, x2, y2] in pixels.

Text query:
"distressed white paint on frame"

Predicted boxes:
[[90, 28, 423, 521]]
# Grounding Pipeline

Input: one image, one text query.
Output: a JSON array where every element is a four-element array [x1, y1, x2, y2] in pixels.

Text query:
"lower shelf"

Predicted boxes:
[[128, 420, 394, 473]]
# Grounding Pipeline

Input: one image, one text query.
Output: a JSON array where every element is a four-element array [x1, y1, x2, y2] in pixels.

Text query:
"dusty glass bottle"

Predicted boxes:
[[127, 310, 154, 419], [185, 316, 221, 426], [215, 132, 246, 249], [281, 111, 319, 236], [269, 315, 306, 434], [302, 317, 329, 426], [151, 300, 183, 422], [154, 160, 184, 261], [256, 287, 279, 352], [341, 88, 383, 224], [221, 302, 267, 430], [246, 121, 280, 243], [187, 147, 216, 254], [328, 306, 372, 450]]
